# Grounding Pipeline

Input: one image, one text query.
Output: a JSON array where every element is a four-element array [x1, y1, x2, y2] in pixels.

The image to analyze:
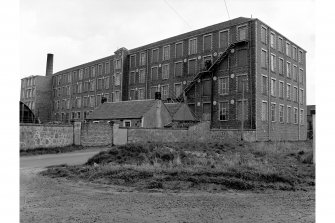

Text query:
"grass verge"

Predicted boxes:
[[40, 141, 314, 192], [20, 145, 85, 156]]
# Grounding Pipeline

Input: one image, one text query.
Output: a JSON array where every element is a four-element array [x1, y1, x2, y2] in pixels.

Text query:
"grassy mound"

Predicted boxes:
[[41, 141, 314, 191]]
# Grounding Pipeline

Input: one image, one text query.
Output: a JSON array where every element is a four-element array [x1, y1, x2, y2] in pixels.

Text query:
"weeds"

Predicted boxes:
[[41, 141, 314, 192]]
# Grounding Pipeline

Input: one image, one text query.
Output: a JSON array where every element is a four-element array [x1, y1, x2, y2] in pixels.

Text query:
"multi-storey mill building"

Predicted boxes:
[[49, 17, 306, 141]]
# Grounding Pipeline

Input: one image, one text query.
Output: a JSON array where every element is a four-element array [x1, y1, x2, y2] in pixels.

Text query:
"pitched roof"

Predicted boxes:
[[165, 103, 196, 121], [165, 103, 182, 116], [86, 100, 157, 120]]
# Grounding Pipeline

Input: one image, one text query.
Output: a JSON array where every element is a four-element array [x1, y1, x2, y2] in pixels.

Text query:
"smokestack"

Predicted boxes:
[[46, 54, 54, 76]]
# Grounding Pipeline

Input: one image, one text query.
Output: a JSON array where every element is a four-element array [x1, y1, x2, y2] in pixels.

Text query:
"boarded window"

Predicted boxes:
[[203, 34, 212, 51], [140, 52, 146, 66], [237, 75, 248, 93], [139, 69, 145, 83], [188, 59, 197, 75], [219, 30, 229, 48], [218, 77, 229, 95], [189, 38, 197, 55], [203, 103, 211, 121], [130, 55, 136, 68], [174, 62, 183, 77], [162, 64, 169, 79], [151, 67, 158, 80], [162, 46, 170, 60], [152, 49, 159, 63], [237, 49, 248, 66], [175, 42, 183, 58], [202, 79, 211, 96], [262, 76, 268, 95], [261, 50, 267, 68], [237, 26, 247, 41], [174, 83, 182, 97]]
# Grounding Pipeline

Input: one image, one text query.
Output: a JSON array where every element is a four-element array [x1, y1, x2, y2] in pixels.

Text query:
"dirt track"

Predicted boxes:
[[21, 167, 314, 223]]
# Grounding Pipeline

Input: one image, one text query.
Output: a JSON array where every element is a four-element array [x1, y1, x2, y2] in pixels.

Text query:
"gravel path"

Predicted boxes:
[[20, 168, 315, 223]]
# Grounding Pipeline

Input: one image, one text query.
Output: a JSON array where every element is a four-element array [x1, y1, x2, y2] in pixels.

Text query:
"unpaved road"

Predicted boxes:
[[20, 149, 315, 223]]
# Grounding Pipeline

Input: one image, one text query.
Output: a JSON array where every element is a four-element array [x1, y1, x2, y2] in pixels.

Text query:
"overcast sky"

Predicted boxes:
[[20, 0, 315, 104]]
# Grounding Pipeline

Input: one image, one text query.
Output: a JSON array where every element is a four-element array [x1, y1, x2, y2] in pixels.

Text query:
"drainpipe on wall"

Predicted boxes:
[[267, 24, 271, 141]]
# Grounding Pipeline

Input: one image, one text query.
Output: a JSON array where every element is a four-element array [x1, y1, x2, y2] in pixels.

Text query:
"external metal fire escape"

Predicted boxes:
[[178, 40, 248, 102]]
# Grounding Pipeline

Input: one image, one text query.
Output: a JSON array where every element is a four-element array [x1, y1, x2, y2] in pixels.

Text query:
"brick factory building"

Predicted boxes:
[[21, 17, 307, 141]]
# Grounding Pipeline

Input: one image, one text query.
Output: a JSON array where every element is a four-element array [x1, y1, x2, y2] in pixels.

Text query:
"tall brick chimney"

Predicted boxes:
[[46, 53, 53, 76]]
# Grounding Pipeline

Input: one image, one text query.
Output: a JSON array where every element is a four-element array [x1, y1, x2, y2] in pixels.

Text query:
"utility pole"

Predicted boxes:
[[241, 80, 245, 141]]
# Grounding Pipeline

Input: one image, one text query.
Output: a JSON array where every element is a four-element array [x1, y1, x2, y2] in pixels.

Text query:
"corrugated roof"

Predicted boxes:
[[87, 100, 157, 120]]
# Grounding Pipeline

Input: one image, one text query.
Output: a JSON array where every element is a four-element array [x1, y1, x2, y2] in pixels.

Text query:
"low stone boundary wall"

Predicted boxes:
[[20, 123, 74, 150], [81, 122, 113, 147]]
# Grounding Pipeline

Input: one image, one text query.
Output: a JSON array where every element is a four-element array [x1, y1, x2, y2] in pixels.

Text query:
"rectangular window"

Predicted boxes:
[[279, 104, 284, 123], [237, 50, 248, 67], [189, 38, 197, 55], [278, 37, 283, 52], [203, 34, 212, 51], [138, 88, 145, 100], [298, 50, 303, 63], [202, 79, 211, 96], [261, 101, 268, 121], [300, 88, 304, 104], [262, 75, 268, 95], [98, 64, 102, 75], [219, 77, 229, 95], [261, 49, 267, 68], [175, 42, 183, 58], [150, 86, 158, 99], [286, 62, 291, 78], [161, 85, 169, 100], [188, 59, 197, 75], [174, 61, 183, 77], [300, 109, 304, 125], [287, 84, 291, 100], [270, 32, 275, 48], [293, 86, 298, 102], [287, 106, 292, 123], [299, 68, 304, 85], [91, 66, 96, 77], [90, 80, 95, 91], [105, 62, 110, 74], [67, 99, 70, 109], [271, 78, 276, 97], [279, 81, 284, 98], [293, 65, 298, 81], [115, 73, 121, 86], [68, 73, 72, 83], [236, 100, 248, 121], [162, 45, 170, 60], [162, 64, 169, 79], [174, 83, 182, 98], [286, 41, 291, 57], [237, 75, 248, 93], [294, 107, 298, 124], [129, 71, 135, 84], [115, 59, 121, 69], [76, 97, 82, 108], [219, 30, 229, 49], [129, 89, 135, 100], [152, 48, 159, 63], [270, 54, 276, 72], [139, 69, 145, 83], [219, 101, 229, 121], [203, 55, 212, 68], [97, 78, 103, 90], [237, 25, 247, 41], [261, 26, 267, 44], [140, 52, 146, 66], [78, 82, 82, 93], [130, 55, 136, 68], [293, 46, 297, 60], [84, 68, 89, 79], [104, 76, 110, 89], [151, 66, 159, 80], [114, 91, 120, 102], [278, 58, 284, 75], [271, 103, 276, 122]]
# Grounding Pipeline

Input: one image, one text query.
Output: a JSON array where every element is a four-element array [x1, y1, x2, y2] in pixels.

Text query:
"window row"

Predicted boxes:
[[129, 24, 248, 68], [53, 60, 123, 87], [21, 77, 36, 88], [218, 100, 248, 121], [260, 25, 304, 63], [261, 50, 304, 85], [54, 92, 121, 110], [22, 88, 35, 99], [261, 101, 304, 124], [261, 76, 304, 104]]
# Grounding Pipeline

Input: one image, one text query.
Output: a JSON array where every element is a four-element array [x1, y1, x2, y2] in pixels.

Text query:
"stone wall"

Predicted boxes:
[[81, 122, 113, 146], [20, 124, 73, 150]]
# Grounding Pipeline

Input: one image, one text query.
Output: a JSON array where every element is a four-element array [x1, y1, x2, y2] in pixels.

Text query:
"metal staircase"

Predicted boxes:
[[177, 40, 248, 102]]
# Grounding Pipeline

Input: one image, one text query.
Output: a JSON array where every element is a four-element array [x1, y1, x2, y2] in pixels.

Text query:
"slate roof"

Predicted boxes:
[[86, 100, 157, 120], [165, 103, 182, 116]]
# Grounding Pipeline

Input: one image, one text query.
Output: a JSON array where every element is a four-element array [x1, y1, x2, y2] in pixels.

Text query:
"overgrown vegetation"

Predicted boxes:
[[41, 141, 314, 191], [20, 145, 85, 156]]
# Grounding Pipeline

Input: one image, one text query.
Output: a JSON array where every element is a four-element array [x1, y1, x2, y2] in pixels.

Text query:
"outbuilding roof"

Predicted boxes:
[[86, 100, 157, 120]]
